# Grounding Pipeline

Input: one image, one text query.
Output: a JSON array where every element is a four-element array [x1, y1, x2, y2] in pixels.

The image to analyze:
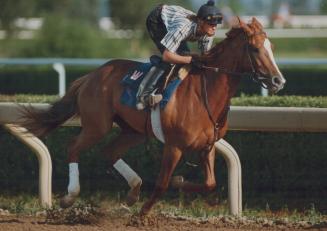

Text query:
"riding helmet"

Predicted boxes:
[[197, 0, 223, 25]]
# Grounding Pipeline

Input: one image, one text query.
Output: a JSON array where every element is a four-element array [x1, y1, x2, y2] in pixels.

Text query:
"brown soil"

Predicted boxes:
[[0, 213, 326, 231]]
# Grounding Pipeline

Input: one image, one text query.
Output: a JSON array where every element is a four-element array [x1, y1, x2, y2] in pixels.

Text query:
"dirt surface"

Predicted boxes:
[[0, 203, 326, 231], [1, 213, 326, 231]]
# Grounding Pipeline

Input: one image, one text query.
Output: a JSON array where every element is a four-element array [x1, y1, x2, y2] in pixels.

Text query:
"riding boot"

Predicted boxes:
[[136, 66, 165, 110]]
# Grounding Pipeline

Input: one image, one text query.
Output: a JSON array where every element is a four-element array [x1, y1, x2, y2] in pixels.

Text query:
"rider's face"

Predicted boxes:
[[199, 20, 217, 37]]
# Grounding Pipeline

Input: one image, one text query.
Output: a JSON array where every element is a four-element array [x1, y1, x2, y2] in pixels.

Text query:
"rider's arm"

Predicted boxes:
[[162, 49, 192, 64], [161, 26, 193, 64]]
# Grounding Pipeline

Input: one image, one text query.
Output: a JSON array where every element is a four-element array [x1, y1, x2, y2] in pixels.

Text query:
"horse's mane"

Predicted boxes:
[[203, 27, 245, 62]]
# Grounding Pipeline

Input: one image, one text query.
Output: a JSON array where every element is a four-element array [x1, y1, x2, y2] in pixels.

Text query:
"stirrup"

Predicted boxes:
[[136, 94, 162, 110], [148, 93, 163, 107], [136, 89, 163, 110]]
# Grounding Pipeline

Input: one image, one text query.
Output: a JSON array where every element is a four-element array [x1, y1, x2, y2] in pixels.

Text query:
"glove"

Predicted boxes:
[[191, 55, 205, 69]]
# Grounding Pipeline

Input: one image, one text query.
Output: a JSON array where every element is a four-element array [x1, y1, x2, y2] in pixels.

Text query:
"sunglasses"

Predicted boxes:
[[204, 14, 223, 25]]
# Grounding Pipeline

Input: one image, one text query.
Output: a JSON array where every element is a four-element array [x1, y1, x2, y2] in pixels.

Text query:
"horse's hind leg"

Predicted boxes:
[[103, 125, 146, 206], [60, 123, 112, 208]]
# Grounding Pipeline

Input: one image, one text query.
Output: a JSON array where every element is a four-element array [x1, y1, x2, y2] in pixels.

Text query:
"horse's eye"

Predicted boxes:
[[250, 46, 259, 53]]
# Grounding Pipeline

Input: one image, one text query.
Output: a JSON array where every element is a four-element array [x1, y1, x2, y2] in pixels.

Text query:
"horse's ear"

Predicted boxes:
[[251, 17, 263, 30], [229, 16, 241, 28], [230, 16, 242, 28], [240, 21, 254, 36], [236, 16, 242, 25]]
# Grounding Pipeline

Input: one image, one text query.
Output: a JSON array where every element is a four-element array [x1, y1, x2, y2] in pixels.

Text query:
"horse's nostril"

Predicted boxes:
[[272, 76, 282, 86]]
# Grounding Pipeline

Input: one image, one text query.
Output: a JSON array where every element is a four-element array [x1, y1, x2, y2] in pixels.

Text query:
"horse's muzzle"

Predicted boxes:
[[255, 73, 286, 94], [270, 75, 286, 93]]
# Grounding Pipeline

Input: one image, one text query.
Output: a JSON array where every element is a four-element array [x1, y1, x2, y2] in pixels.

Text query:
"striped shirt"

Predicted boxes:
[[160, 5, 213, 54]]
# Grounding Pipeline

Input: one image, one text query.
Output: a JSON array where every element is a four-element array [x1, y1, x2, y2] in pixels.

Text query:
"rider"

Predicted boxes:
[[136, 0, 223, 110]]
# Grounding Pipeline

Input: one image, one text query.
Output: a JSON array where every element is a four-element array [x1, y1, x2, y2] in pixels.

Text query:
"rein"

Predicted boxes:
[[199, 29, 265, 152], [202, 64, 257, 79], [201, 31, 271, 90], [200, 72, 230, 152], [201, 41, 257, 80]]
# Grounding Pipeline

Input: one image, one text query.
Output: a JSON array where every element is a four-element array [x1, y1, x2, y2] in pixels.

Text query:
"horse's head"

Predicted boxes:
[[238, 17, 286, 93]]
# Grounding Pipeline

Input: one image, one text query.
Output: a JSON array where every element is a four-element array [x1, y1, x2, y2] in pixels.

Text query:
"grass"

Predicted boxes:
[[232, 94, 327, 108], [1, 94, 327, 108], [0, 94, 59, 103], [0, 194, 43, 215], [243, 203, 321, 222]]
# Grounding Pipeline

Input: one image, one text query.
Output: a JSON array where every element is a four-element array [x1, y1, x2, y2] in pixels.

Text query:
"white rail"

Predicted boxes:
[[216, 28, 327, 38]]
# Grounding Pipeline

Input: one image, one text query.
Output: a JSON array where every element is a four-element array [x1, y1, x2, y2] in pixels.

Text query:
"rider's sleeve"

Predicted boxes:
[[198, 36, 214, 54], [161, 26, 190, 53]]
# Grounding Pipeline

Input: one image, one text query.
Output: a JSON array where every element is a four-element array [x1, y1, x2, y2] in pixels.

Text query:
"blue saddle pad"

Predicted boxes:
[[120, 62, 181, 109]]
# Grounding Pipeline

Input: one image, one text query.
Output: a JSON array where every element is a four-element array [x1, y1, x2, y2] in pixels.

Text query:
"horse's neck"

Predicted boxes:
[[173, 71, 234, 122], [204, 73, 234, 121], [168, 40, 244, 126], [203, 43, 244, 121], [214, 37, 246, 74]]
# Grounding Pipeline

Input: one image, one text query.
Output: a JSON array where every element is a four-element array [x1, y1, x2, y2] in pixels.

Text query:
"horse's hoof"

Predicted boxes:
[[171, 175, 184, 189], [59, 195, 76, 208], [139, 203, 152, 217], [126, 182, 142, 206]]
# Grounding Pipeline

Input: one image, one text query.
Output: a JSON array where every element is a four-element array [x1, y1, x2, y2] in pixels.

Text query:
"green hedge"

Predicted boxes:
[[1, 94, 327, 108], [2, 35, 327, 58], [237, 66, 327, 96], [1, 66, 327, 96], [0, 66, 92, 95], [0, 95, 326, 211]]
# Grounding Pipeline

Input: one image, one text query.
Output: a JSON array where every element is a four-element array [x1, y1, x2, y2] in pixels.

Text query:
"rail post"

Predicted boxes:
[[215, 139, 242, 216], [53, 62, 66, 97], [3, 124, 52, 208]]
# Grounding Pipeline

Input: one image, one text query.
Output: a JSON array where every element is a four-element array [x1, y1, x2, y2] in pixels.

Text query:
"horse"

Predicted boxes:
[[19, 17, 285, 215]]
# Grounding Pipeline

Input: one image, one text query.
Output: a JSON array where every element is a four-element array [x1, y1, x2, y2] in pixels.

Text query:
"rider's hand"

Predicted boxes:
[[191, 55, 205, 69]]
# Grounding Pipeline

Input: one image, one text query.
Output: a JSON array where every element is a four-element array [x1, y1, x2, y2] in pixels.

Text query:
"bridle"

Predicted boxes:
[[200, 28, 269, 151], [201, 30, 271, 89]]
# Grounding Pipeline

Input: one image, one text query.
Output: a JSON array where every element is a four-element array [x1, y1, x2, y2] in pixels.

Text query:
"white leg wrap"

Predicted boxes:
[[113, 159, 142, 188], [67, 163, 80, 197]]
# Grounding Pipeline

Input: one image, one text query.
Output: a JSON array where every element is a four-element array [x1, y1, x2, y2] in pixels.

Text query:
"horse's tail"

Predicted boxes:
[[19, 76, 87, 137]]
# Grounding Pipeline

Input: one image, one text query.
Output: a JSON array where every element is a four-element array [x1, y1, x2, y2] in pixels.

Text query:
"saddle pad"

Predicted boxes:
[[120, 62, 182, 109], [121, 62, 152, 89]]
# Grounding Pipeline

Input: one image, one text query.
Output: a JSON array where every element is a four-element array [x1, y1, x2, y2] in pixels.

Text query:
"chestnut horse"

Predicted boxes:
[[20, 18, 285, 215]]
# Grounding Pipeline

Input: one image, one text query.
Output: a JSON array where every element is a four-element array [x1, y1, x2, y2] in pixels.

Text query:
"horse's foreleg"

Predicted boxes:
[[103, 131, 145, 206], [140, 145, 182, 215], [171, 147, 216, 193]]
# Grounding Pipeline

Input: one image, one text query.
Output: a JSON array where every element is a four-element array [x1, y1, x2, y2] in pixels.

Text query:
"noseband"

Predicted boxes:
[[244, 31, 274, 89], [202, 30, 270, 89]]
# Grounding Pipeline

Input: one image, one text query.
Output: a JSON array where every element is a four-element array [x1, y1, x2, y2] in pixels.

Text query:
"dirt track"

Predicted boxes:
[[1, 213, 326, 231], [0, 202, 326, 231]]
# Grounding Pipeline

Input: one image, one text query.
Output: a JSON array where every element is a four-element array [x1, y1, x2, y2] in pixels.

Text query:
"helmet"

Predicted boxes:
[[197, 0, 223, 25]]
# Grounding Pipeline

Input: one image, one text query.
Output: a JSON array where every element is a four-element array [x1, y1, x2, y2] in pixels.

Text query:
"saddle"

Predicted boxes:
[[120, 55, 191, 109]]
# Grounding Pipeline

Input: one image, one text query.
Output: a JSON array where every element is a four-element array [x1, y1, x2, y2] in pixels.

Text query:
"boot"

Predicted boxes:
[[136, 66, 165, 110]]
